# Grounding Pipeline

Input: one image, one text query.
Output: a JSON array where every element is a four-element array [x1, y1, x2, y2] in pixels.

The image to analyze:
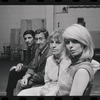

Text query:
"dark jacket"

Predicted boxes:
[[25, 42, 37, 65], [25, 43, 51, 85], [22, 42, 37, 69]]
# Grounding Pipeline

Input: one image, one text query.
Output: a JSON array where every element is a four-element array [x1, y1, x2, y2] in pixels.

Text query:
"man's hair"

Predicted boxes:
[[23, 30, 35, 39], [35, 29, 49, 39]]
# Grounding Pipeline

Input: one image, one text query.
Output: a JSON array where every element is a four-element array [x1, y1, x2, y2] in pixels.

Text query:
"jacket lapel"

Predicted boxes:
[[33, 48, 40, 68], [30, 42, 37, 61], [36, 44, 49, 67]]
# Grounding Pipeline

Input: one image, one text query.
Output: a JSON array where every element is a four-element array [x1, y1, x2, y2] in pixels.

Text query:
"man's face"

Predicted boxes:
[[24, 34, 34, 47], [35, 32, 47, 50]]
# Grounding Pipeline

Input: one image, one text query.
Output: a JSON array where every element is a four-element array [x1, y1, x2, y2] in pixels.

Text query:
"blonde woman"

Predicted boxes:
[[57, 24, 99, 96]]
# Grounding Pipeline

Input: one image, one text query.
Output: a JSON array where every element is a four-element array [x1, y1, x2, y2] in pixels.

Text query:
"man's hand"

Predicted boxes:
[[10, 63, 23, 72], [20, 74, 31, 87], [15, 63, 23, 71], [10, 66, 16, 71], [20, 76, 28, 87]]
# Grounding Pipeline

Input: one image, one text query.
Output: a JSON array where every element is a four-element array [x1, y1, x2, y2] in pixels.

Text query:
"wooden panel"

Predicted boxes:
[[90, 31, 100, 48], [20, 19, 32, 61], [20, 19, 32, 49], [32, 19, 46, 31], [10, 29, 21, 49]]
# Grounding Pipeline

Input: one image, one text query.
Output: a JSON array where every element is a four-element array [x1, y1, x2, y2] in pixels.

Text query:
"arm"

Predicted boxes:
[[21, 62, 36, 87], [43, 58, 51, 88], [20, 73, 32, 87], [40, 70, 51, 96], [40, 59, 51, 96], [29, 69, 45, 84], [70, 69, 90, 96], [24, 57, 36, 76]]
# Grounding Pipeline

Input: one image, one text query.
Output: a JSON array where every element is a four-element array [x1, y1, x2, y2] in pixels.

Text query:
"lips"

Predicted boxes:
[[37, 44, 41, 47], [70, 50, 75, 53], [26, 43, 30, 46], [51, 49, 57, 52]]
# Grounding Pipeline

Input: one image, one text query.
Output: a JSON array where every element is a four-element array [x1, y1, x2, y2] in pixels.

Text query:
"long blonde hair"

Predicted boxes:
[[63, 24, 94, 60]]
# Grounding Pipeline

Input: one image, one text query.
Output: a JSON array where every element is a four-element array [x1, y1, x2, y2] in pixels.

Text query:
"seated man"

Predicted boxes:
[[14, 29, 51, 95], [6, 30, 37, 96]]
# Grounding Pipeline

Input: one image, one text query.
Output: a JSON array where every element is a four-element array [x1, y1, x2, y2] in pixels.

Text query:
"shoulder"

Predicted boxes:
[[73, 69, 90, 85], [76, 63, 94, 81], [75, 68, 90, 77], [46, 49, 52, 58], [72, 68, 90, 93], [46, 55, 53, 62], [45, 56, 54, 70], [78, 63, 94, 73]]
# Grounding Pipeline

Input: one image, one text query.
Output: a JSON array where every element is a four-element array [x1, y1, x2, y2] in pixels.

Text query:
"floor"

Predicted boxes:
[[0, 59, 100, 96]]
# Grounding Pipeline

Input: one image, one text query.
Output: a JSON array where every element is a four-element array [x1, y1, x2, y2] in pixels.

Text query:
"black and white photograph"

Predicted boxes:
[[0, 5, 100, 96]]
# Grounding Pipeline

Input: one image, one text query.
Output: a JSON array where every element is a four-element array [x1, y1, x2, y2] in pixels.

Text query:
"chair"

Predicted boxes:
[[1, 46, 11, 60], [90, 69, 100, 96], [93, 48, 100, 62], [83, 81, 93, 95], [10, 44, 22, 61], [83, 68, 100, 95]]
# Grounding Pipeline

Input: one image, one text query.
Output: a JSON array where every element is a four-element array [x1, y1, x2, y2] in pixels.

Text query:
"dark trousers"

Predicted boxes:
[[6, 68, 27, 96]]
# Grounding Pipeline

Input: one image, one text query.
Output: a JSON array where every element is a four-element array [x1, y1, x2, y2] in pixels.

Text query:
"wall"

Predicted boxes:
[[54, 5, 100, 48], [0, 5, 46, 52], [0, 5, 100, 52], [46, 6, 54, 34]]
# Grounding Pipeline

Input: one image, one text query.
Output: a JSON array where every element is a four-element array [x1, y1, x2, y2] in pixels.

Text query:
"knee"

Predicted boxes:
[[8, 70, 16, 78], [10, 69, 16, 74], [17, 80, 22, 86], [10, 68, 21, 76], [15, 80, 23, 91]]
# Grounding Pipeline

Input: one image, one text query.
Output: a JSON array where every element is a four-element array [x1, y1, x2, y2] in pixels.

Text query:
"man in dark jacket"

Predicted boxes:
[[6, 30, 37, 96], [14, 29, 51, 95]]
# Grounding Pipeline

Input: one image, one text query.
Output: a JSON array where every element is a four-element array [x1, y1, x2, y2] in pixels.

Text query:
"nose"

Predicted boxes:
[[25, 38, 29, 42], [36, 39, 40, 44], [52, 43, 56, 48], [69, 41, 73, 48]]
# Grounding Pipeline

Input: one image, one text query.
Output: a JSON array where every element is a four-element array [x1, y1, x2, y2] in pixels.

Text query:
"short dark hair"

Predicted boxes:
[[35, 29, 49, 39], [23, 30, 35, 39]]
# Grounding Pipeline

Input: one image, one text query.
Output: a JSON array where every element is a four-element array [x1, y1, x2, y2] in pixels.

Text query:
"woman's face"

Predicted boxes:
[[65, 39, 84, 57], [50, 37, 64, 56]]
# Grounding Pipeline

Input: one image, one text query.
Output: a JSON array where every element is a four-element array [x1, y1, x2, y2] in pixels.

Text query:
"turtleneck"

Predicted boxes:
[[70, 53, 90, 66]]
